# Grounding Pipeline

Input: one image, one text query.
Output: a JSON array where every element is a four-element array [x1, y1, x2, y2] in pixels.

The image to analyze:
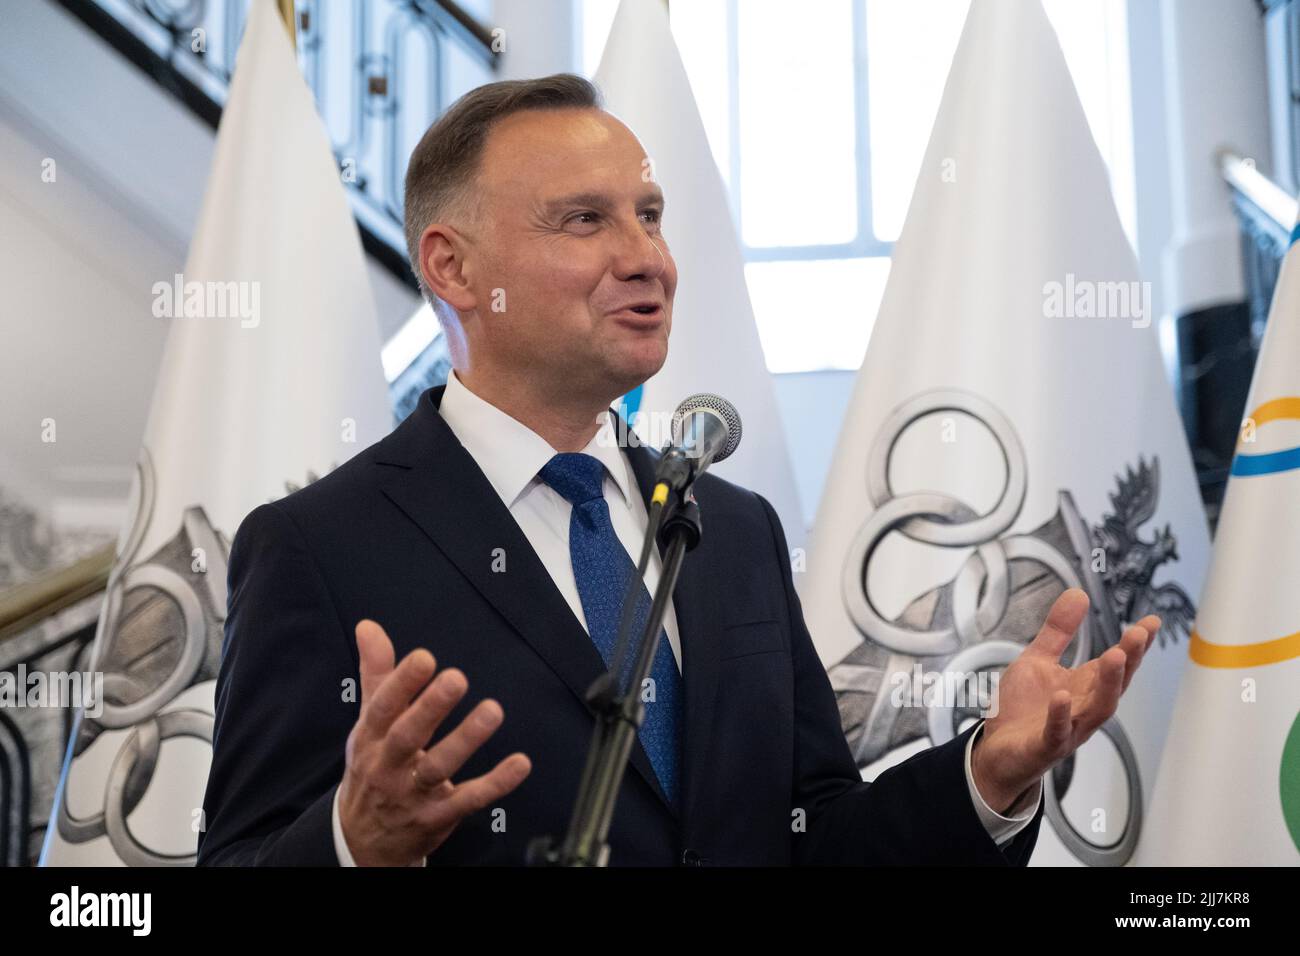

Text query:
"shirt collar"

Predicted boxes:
[[438, 369, 633, 509]]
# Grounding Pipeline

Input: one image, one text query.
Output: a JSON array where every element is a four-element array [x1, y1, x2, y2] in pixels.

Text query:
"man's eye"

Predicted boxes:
[[568, 212, 599, 226], [641, 209, 662, 224]]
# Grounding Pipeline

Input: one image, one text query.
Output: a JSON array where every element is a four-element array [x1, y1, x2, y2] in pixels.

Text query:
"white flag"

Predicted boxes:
[[802, 0, 1210, 866], [1135, 219, 1300, 864], [41, 0, 391, 865], [595, 0, 806, 549]]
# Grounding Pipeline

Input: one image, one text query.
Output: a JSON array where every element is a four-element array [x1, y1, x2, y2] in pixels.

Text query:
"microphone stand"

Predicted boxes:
[[527, 477, 702, 867]]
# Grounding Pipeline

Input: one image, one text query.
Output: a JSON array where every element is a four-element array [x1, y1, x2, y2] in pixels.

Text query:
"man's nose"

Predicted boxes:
[[609, 219, 667, 282]]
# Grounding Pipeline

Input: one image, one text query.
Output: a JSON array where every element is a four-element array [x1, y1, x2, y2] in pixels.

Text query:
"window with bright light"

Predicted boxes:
[[578, 0, 1137, 373]]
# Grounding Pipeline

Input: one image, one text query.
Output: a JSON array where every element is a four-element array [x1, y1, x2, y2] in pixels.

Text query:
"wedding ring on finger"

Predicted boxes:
[[411, 765, 437, 791]]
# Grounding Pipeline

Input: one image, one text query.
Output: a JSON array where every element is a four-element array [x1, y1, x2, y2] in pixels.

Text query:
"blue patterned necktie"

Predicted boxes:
[[538, 452, 682, 810]]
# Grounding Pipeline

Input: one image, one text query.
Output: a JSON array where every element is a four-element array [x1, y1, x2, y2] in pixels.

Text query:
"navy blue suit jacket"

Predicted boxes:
[[196, 385, 1043, 865]]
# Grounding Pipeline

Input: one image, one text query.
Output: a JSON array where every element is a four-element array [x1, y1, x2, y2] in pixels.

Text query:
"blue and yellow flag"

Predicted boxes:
[[1137, 223, 1300, 865]]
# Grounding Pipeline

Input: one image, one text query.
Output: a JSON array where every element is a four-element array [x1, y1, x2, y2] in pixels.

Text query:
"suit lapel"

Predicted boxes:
[[373, 386, 679, 816]]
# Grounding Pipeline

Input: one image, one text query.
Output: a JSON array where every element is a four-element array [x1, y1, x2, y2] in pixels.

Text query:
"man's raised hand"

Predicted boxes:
[[970, 588, 1158, 813], [337, 619, 532, 866]]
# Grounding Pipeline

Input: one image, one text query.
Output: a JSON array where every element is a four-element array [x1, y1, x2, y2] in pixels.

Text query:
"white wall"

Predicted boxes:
[[1159, 0, 1271, 316], [492, 0, 578, 80]]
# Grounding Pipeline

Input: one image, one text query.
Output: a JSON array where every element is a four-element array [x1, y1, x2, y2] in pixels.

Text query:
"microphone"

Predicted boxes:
[[654, 393, 743, 492], [545, 395, 740, 868]]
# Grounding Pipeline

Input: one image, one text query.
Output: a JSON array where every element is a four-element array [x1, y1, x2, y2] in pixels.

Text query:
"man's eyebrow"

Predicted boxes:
[[541, 189, 666, 215]]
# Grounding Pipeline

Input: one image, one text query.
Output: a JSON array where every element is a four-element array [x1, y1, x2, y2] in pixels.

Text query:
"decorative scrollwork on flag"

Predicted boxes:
[[830, 388, 1194, 866], [56, 449, 225, 866]]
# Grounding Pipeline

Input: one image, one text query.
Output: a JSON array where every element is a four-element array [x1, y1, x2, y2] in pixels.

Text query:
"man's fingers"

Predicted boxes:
[[1079, 647, 1125, 731], [361, 647, 437, 739], [1118, 623, 1150, 693], [425, 753, 532, 829], [415, 698, 504, 785], [1025, 588, 1090, 660], [1044, 689, 1072, 753], [381, 667, 469, 770], [355, 619, 395, 705]]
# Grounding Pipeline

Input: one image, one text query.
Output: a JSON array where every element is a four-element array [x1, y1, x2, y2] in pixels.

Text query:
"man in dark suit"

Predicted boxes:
[[196, 74, 1159, 867]]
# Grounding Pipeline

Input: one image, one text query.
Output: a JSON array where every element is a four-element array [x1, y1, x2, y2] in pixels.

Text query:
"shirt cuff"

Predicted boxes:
[[331, 784, 427, 867], [964, 721, 1042, 846], [332, 784, 359, 866]]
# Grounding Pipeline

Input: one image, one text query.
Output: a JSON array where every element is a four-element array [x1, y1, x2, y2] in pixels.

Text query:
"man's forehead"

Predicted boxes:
[[479, 109, 652, 191]]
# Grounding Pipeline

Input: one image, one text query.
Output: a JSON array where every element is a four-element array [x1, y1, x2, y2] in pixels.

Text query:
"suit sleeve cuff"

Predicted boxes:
[[964, 721, 1042, 845]]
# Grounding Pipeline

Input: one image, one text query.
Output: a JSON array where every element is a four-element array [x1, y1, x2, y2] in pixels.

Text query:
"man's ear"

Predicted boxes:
[[419, 224, 476, 314]]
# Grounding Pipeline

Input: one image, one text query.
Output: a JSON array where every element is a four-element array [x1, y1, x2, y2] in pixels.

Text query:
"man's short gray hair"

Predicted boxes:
[[402, 73, 604, 309]]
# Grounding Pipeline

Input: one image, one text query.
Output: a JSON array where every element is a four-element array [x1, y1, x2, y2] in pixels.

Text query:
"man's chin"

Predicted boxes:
[[612, 346, 668, 393]]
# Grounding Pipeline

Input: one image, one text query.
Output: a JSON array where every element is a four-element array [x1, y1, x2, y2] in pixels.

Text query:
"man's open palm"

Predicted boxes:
[[971, 588, 1159, 811]]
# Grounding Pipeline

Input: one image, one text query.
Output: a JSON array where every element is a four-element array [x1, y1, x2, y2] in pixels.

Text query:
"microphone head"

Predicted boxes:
[[670, 393, 743, 463]]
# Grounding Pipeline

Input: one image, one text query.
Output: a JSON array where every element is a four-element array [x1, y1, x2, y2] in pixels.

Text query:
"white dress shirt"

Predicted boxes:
[[333, 370, 1041, 864]]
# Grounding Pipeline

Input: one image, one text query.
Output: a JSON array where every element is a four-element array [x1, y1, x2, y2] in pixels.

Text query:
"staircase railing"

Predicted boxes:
[[56, 0, 499, 290]]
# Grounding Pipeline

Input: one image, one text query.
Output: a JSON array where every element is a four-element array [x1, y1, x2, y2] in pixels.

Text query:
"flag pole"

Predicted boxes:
[[276, 0, 297, 50]]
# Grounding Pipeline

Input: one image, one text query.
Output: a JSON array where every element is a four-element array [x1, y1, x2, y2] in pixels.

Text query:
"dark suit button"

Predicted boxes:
[[681, 848, 702, 866]]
